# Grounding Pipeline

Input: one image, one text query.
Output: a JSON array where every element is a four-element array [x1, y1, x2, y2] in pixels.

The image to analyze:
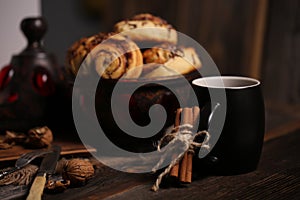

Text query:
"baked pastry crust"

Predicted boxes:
[[66, 13, 202, 79], [141, 63, 178, 78], [83, 34, 143, 79], [67, 33, 143, 79], [164, 47, 201, 75], [66, 33, 109, 76], [114, 13, 177, 45], [142, 44, 201, 77]]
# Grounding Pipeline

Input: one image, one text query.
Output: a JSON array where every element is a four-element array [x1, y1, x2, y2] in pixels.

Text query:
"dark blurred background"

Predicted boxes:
[[41, 0, 300, 110]]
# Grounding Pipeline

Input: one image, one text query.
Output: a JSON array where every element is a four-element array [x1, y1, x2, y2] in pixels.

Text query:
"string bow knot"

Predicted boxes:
[[151, 122, 210, 191]]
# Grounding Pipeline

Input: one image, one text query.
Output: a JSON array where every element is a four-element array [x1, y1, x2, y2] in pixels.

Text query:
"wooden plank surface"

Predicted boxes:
[[40, 129, 300, 200], [264, 101, 300, 141], [248, 0, 268, 78], [1, 103, 300, 199], [43, 0, 265, 77], [0, 137, 96, 162], [262, 0, 300, 104], [41, 100, 300, 199]]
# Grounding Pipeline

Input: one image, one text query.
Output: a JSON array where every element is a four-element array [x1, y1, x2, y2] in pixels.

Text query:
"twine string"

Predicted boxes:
[[151, 124, 210, 191]]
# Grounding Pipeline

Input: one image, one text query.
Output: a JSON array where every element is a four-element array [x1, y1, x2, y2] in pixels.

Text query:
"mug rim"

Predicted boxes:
[[192, 76, 260, 89]]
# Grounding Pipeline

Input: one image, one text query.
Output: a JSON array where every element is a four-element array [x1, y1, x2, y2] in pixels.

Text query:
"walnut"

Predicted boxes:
[[0, 131, 27, 150], [45, 178, 70, 193], [25, 126, 53, 148], [55, 158, 68, 174], [4, 131, 27, 144], [62, 158, 94, 186], [0, 141, 12, 150]]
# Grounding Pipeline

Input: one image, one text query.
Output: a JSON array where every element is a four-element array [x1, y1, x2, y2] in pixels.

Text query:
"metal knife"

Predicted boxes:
[[26, 145, 61, 200]]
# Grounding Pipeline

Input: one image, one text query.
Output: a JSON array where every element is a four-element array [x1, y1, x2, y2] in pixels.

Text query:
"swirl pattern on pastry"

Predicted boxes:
[[114, 13, 177, 45], [66, 13, 202, 79], [66, 33, 110, 76], [85, 34, 143, 79]]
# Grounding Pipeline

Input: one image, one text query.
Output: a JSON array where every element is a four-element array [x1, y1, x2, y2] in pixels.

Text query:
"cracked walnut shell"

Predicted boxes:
[[26, 126, 53, 148], [62, 159, 94, 185], [45, 179, 70, 193]]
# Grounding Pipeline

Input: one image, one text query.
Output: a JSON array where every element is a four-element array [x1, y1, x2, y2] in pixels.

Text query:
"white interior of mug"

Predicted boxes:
[[192, 76, 260, 89]]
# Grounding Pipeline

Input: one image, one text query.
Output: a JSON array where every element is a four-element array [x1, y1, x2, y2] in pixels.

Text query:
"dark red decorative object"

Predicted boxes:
[[0, 17, 72, 132]]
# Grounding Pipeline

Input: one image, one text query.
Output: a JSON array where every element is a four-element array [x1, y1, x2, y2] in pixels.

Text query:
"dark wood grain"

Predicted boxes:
[[43, 165, 153, 200], [91, 130, 300, 200], [103, 0, 263, 77], [262, 0, 300, 105], [42, 0, 300, 107], [40, 100, 300, 199], [1, 103, 300, 199], [264, 100, 300, 141], [0, 138, 95, 162], [43, 0, 266, 77]]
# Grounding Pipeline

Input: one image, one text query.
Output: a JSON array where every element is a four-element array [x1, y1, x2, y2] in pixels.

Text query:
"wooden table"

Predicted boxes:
[[1, 102, 300, 200]]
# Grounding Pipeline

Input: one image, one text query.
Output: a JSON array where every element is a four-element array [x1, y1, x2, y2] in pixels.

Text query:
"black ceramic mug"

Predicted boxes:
[[192, 76, 265, 175]]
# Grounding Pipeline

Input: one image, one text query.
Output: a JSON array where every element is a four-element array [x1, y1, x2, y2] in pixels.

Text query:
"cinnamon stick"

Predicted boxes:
[[169, 108, 182, 177], [185, 152, 193, 183], [174, 108, 182, 132], [169, 157, 179, 177], [179, 108, 193, 182], [192, 106, 200, 132], [179, 152, 188, 182], [169, 107, 200, 183], [184, 106, 200, 183]]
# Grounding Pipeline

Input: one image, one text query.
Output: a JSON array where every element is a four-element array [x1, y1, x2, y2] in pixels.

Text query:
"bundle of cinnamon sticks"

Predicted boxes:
[[169, 106, 200, 183]]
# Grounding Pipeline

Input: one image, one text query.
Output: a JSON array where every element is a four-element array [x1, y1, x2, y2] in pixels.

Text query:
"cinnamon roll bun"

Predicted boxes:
[[67, 33, 143, 79], [114, 13, 177, 45], [142, 44, 201, 77], [82, 34, 143, 79], [66, 33, 109, 76]]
